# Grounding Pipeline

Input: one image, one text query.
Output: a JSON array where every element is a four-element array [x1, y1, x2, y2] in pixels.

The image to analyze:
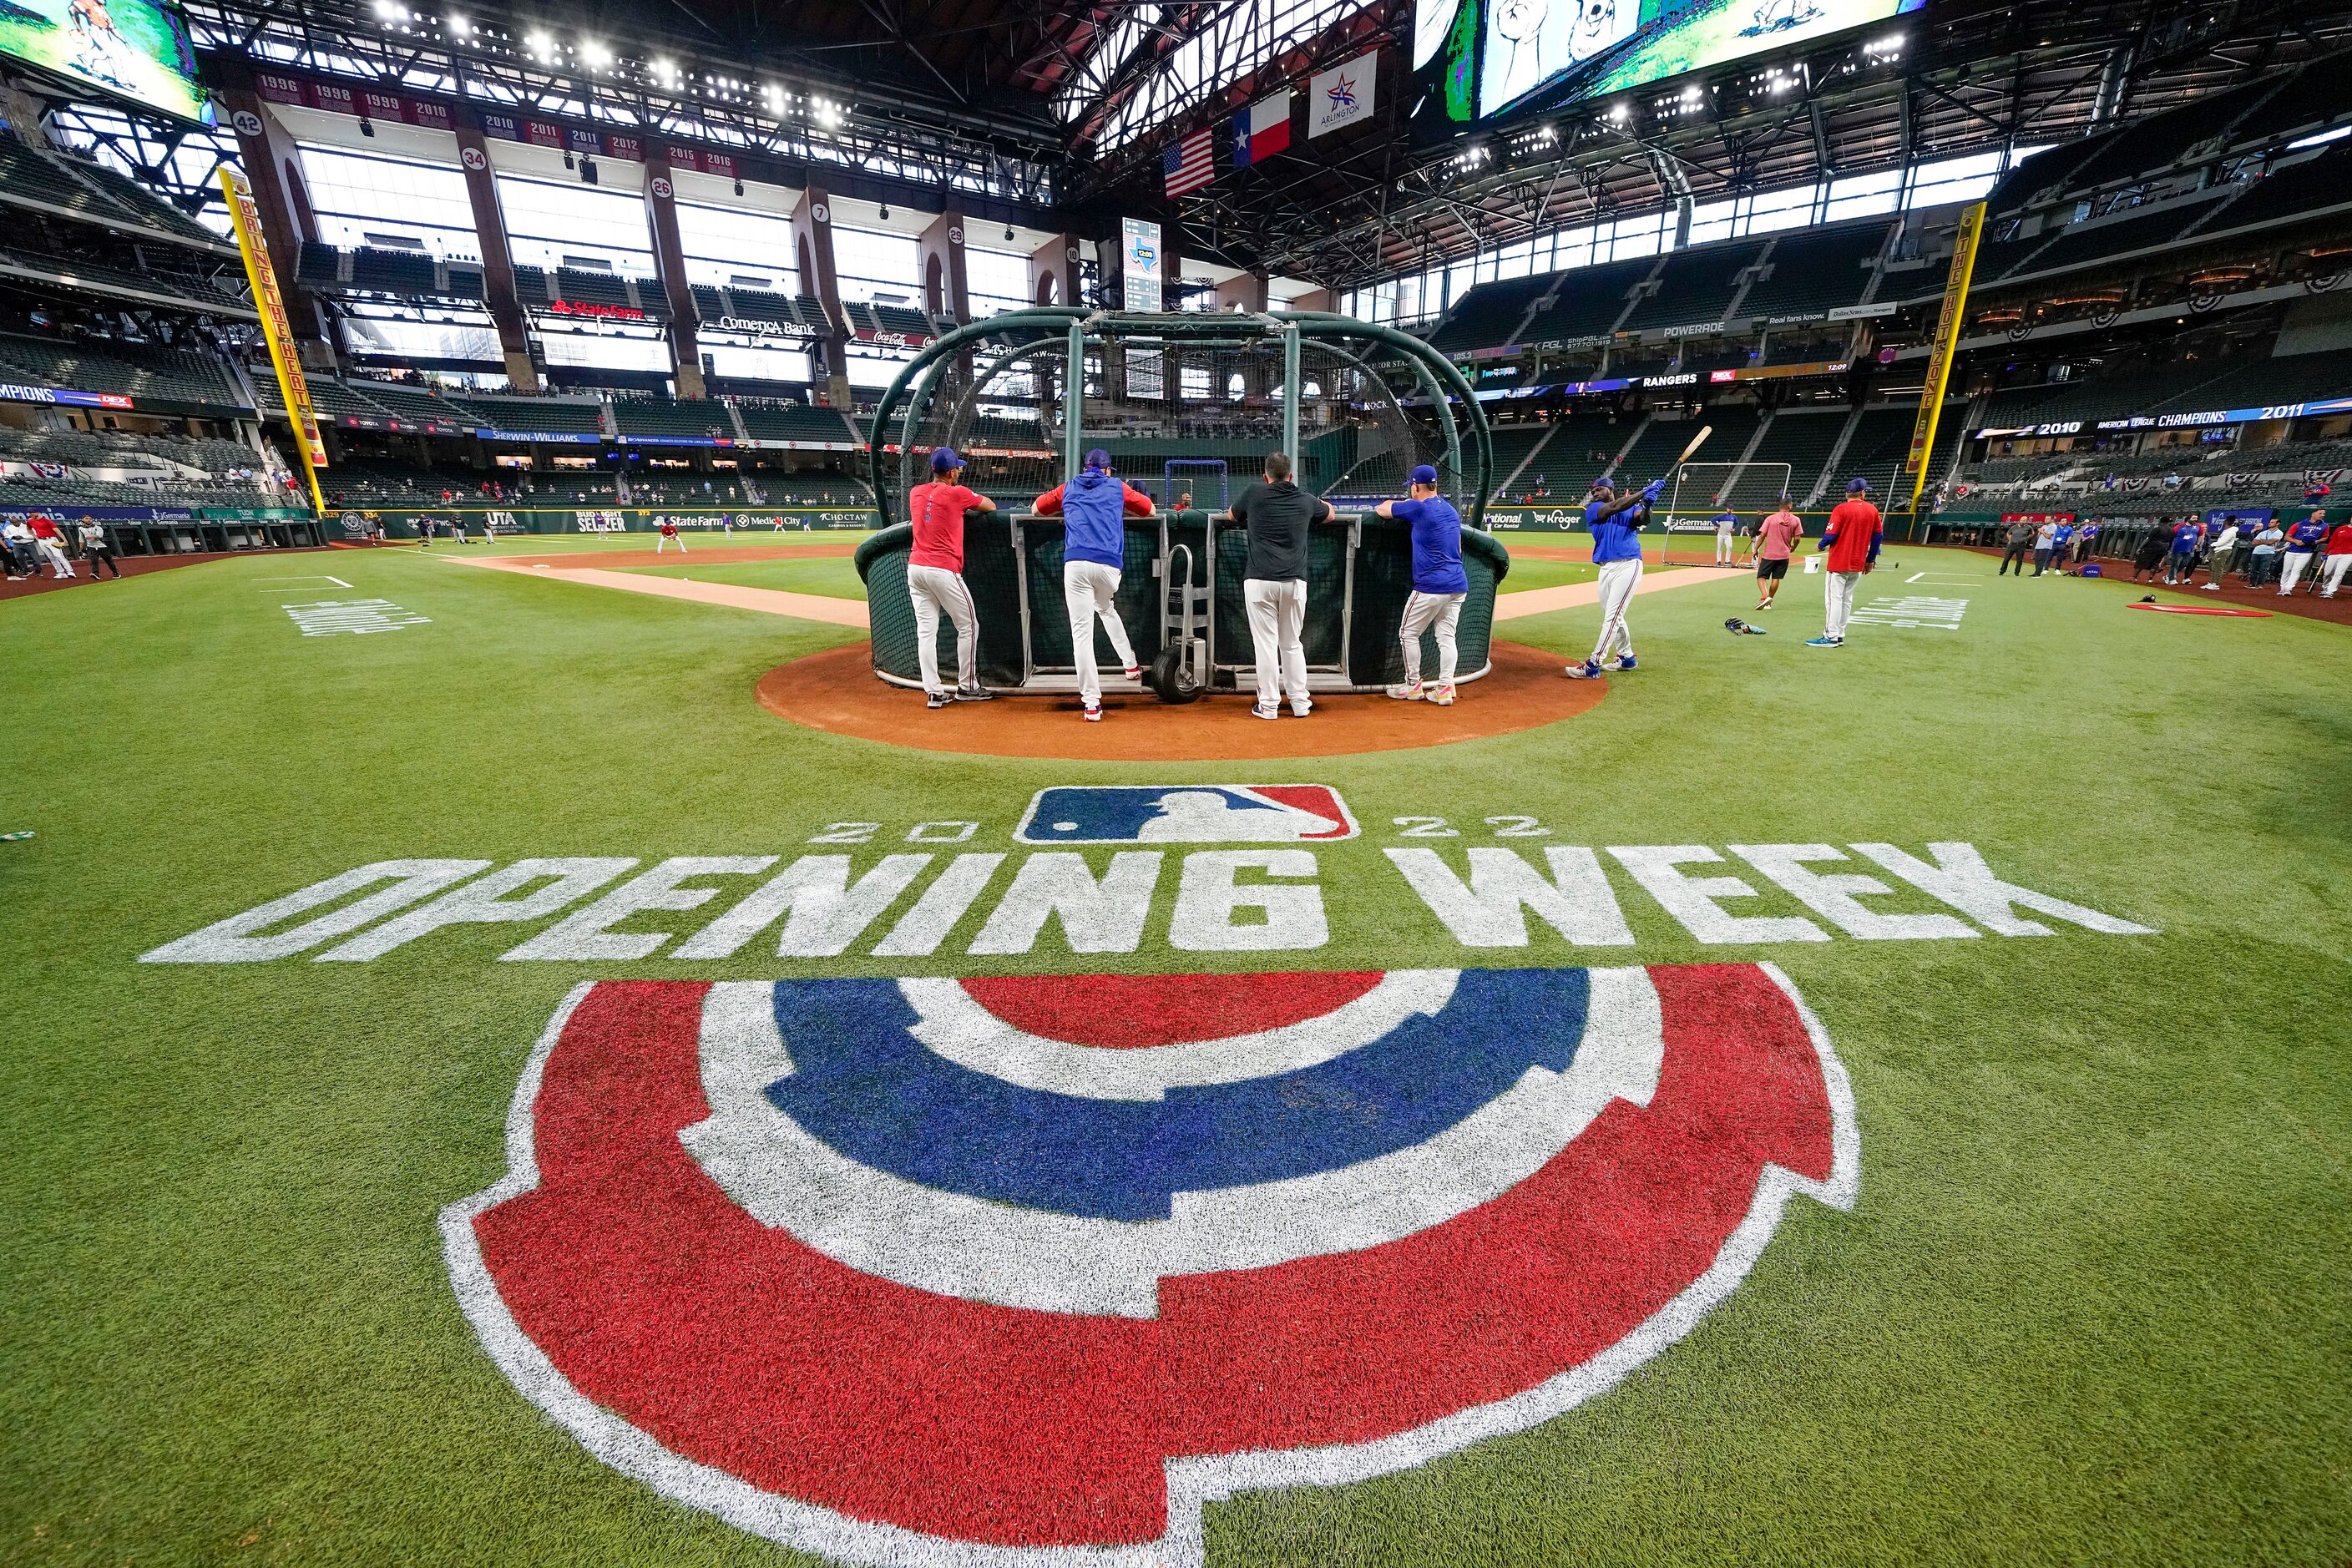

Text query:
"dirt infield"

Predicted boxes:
[[479, 543, 862, 571], [755, 638, 1607, 759]]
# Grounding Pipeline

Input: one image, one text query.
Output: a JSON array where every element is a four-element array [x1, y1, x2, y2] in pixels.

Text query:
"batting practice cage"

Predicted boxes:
[[854, 309, 1508, 700]]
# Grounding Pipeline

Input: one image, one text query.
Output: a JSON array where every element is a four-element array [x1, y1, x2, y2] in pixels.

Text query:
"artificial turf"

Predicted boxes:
[[3, 543, 2347, 1565]]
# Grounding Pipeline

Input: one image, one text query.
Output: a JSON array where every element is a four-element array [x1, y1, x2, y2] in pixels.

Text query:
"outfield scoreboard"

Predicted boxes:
[[0, 0, 211, 124], [1417, 0, 1923, 127]]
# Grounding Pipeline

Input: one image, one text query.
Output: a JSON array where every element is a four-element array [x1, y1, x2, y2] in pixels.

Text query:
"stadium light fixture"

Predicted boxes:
[[1610, 103, 1630, 122], [372, 0, 405, 19], [579, 38, 612, 70], [525, 28, 554, 59], [444, 12, 468, 33]]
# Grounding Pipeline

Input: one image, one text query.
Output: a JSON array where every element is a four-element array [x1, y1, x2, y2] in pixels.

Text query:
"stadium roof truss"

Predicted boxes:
[[1080, 0, 2352, 287], [181, 0, 1072, 209]]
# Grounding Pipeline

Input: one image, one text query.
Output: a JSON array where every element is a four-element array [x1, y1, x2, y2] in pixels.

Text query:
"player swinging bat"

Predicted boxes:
[[1566, 424, 1707, 680]]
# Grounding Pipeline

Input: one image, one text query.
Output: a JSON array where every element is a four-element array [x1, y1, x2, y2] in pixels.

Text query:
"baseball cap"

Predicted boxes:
[[1591, 474, 1616, 491], [1409, 463, 1439, 486], [931, 448, 962, 472], [1847, 477, 1869, 493], [1083, 448, 1110, 470]]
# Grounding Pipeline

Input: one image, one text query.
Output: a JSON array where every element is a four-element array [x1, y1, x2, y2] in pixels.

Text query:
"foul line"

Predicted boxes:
[[1493, 566, 1749, 621], [253, 574, 352, 588]]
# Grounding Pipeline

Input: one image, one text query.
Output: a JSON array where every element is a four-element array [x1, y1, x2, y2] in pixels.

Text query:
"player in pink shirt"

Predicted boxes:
[[1753, 499, 1803, 610], [906, 448, 998, 707]]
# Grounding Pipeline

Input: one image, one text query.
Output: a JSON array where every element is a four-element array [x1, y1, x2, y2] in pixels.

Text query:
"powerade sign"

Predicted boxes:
[[0, 382, 134, 410]]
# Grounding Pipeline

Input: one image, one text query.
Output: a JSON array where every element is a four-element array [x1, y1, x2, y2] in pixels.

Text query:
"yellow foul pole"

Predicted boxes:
[[220, 169, 329, 518], [1904, 199, 1986, 517]]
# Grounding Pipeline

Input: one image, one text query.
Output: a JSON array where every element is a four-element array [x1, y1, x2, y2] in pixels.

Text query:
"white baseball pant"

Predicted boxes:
[[908, 564, 979, 693], [656, 534, 686, 553], [2279, 551, 2314, 594], [1589, 557, 1641, 663], [1715, 527, 1733, 564], [1825, 569, 1862, 639], [1399, 589, 1464, 685], [2323, 554, 2351, 596], [1243, 577, 1310, 712], [38, 539, 73, 577], [1063, 559, 1136, 708]]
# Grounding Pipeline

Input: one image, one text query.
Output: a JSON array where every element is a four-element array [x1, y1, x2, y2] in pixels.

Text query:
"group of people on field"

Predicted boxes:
[[901, 448, 1473, 721], [898, 454, 1889, 717], [3, 513, 123, 583], [1996, 517, 2103, 577], [2127, 509, 2351, 596]]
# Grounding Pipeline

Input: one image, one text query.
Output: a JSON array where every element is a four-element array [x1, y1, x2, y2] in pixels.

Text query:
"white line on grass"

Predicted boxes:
[[253, 575, 352, 588]]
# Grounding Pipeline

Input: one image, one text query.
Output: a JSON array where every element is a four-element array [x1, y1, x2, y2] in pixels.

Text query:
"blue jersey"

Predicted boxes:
[[1586, 498, 1646, 564], [2172, 521, 2203, 552], [1393, 497, 1469, 594], [2287, 520, 2327, 552]]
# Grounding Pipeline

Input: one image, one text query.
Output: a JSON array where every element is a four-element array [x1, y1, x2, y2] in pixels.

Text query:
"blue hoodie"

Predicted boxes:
[[1052, 469, 1141, 569]]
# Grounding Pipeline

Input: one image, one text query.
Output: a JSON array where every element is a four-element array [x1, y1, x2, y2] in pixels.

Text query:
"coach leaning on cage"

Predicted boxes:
[[1034, 448, 1151, 722], [1232, 452, 1333, 721]]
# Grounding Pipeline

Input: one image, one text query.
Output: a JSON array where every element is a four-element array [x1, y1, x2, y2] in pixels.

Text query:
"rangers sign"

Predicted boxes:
[[442, 960, 1857, 1565]]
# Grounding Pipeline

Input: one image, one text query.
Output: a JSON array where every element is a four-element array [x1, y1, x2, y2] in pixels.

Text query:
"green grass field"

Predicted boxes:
[[4, 543, 2347, 1566]]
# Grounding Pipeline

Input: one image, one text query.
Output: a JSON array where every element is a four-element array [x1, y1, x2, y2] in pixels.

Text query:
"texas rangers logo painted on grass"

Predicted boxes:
[[1015, 784, 1358, 844], [441, 964, 1857, 1566]]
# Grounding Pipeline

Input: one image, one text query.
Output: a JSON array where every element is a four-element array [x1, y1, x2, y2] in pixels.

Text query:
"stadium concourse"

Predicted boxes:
[[7, 0, 2352, 1565]]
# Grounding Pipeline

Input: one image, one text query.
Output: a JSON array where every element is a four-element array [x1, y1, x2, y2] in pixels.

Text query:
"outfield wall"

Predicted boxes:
[[326, 506, 880, 539]]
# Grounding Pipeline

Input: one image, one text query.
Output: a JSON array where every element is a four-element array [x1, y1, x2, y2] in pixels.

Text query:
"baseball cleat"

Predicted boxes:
[[1426, 684, 1456, 706], [1616, 655, 1637, 671], [1291, 705, 1313, 719], [1121, 665, 1145, 681], [1564, 660, 1604, 680], [1082, 704, 1103, 722], [926, 691, 951, 708], [953, 684, 995, 701], [1805, 635, 1843, 648], [1251, 704, 1282, 721], [1386, 680, 1427, 701]]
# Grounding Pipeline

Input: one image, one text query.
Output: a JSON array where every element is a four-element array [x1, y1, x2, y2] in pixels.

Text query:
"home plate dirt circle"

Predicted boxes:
[[756, 639, 1605, 760]]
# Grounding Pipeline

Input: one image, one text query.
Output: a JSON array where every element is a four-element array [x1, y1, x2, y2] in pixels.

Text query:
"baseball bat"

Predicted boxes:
[[1673, 424, 1712, 470]]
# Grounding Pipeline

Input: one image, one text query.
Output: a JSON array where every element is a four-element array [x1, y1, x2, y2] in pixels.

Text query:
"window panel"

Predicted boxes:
[[832, 225, 920, 304], [298, 144, 481, 261], [706, 342, 813, 384], [497, 174, 654, 276], [675, 201, 799, 293]]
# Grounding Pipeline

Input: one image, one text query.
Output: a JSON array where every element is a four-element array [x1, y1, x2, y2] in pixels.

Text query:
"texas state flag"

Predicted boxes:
[[1232, 90, 1292, 168]]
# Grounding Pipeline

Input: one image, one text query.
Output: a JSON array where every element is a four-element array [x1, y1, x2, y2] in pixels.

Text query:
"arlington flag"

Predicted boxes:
[[1309, 51, 1378, 138]]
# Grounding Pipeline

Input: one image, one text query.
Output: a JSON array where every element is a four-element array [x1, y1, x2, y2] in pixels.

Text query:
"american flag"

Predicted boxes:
[[1163, 127, 1215, 196]]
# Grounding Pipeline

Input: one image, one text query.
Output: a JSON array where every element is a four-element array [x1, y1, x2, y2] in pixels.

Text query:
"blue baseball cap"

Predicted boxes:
[[1847, 477, 1869, 493], [1084, 448, 1110, 470], [1409, 463, 1439, 486], [931, 448, 963, 472], [1592, 474, 1615, 491]]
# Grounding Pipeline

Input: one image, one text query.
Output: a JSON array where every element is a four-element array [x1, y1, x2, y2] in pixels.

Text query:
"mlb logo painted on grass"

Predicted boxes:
[[1016, 784, 1358, 844], [443, 961, 1857, 1566]]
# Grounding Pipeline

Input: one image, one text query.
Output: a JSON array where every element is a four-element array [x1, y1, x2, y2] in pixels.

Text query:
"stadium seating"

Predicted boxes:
[[1428, 274, 1553, 354], [1998, 192, 2239, 283], [0, 331, 247, 407], [731, 402, 861, 444], [1621, 240, 1768, 333], [1739, 223, 1890, 321], [1517, 255, 1658, 346], [0, 427, 264, 476], [349, 247, 441, 295], [2201, 144, 2352, 236], [446, 393, 608, 435], [1742, 407, 1848, 503], [614, 397, 736, 442]]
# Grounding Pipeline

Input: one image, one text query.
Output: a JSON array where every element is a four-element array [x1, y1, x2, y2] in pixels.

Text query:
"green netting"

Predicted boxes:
[[1016, 518, 1166, 671]]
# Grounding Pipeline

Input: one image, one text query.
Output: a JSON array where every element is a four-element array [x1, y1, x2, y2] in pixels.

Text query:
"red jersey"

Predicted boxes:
[[909, 481, 983, 571], [28, 515, 60, 539], [659, 520, 678, 537], [1823, 499, 1882, 574], [2328, 524, 2352, 556]]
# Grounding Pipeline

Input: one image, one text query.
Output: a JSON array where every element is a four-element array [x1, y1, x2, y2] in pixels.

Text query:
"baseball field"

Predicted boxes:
[[4, 533, 2347, 1566]]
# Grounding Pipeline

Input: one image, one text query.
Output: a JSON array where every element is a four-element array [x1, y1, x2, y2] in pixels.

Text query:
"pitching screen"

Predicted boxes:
[[0, 0, 212, 124], [1421, 0, 1923, 125]]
